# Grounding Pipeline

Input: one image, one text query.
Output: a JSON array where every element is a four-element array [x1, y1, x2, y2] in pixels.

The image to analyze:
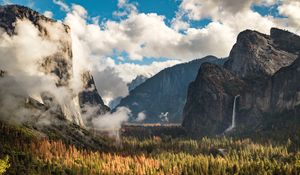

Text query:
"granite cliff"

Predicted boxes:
[[0, 5, 109, 128], [118, 56, 226, 123], [183, 28, 300, 137]]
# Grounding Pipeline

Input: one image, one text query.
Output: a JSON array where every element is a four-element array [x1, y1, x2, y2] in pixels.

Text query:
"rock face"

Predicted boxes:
[[0, 5, 72, 87], [0, 5, 108, 127], [127, 75, 148, 92], [117, 56, 227, 123], [182, 63, 244, 137], [79, 72, 110, 115], [271, 56, 300, 113], [224, 29, 298, 78], [183, 28, 300, 137]]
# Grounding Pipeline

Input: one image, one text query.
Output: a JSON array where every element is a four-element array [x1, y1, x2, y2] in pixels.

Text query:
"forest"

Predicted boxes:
[[1, 121, 300, 175]]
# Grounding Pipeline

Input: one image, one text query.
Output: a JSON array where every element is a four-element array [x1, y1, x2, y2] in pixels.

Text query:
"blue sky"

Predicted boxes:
[[1, 0, 283, 65], [0, 0, 299, 102], [2, 0, 179, 23], [1, 0, 184, 65], [0, 0, 295, 66], [1, 0, 279, 25], [0, 0, 297, 66]]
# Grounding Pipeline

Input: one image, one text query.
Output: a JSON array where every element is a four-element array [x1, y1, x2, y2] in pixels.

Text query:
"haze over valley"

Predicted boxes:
[[0, 0, 300, 174]]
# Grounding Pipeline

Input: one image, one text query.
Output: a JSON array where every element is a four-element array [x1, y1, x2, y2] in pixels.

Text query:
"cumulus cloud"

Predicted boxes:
[[169, 0, 300, 61], [92, 107, 130, 131], [0, 16, 131, 133], [44, 11, 53, 18], [53, 0, 70, 12], [48, 0, 300, 107], [92, 67, 128, 105], [63, 4, 180, 104], [114, 0, 137, 17], [135, 111, 146, 122], [278, 0, 300, 30], [91, 107, 131, 140], [177, 0, 276, 21], [0, 18, 84, 125], [64, 1, 300, 64]]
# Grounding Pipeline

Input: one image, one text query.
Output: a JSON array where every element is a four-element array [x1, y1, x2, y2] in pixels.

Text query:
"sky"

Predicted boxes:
[[1, 0, 300, 105]]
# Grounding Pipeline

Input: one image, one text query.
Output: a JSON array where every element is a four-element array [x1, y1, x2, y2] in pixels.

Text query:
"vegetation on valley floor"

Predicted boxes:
[[1, 121, 300, 175]]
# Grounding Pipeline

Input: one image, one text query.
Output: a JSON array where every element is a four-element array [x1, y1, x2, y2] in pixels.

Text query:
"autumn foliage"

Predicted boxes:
[[1, 122, 300, 174]]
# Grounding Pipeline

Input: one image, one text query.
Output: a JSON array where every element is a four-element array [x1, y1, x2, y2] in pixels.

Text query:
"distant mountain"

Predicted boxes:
[[127, 75, 148, 92], [182, 28, 300, 138], [117, 56, 227, 123], [108, 75, 148, 110]]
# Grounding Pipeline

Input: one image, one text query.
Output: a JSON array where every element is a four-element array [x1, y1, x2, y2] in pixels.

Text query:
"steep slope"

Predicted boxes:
[[79, 72, 110, 123], [182, 63, 244, 137], [224, 28, 298, 78], [230, 28, 300, 130], [183, 28, 300, 137], [127, 75, 148, 92], [118, 56, 226, 123], [0, 4, 72, 86], [0, 5, 109, 127], [271, 56, 300, 113], [79, 71, 110, 113]]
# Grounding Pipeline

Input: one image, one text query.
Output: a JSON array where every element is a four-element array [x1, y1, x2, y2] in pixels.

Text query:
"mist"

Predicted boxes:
[[0, 15, 132, 137]]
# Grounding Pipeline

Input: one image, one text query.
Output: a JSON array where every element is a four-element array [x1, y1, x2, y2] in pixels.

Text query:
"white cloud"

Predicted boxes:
[[63, 5, 181, 104], [278, 0, 300, 30], [91, 58, 180, 104], [169, 0, 300, 60], [43, 11, 53, 18], [53, 0, 70, 12], [135, 111, 146, 122], [0, 19, 84, 125], [177, 0, 277, 21], [92, 107, 130, 131], [114, 60, 181, 82], [114, 0, 137, 17], [59, 1, 300, 105], [171, 16, 190, 31]]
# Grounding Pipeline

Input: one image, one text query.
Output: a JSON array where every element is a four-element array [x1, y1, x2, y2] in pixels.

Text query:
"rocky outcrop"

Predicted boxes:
[[127, 75, 148, 92], [0, 5, 108, 127], [224, 28, 298, 79], [183, 28, 300, 137], [117, 56, 227, 123], [0, 5, 72, 87], [0, 4, 55, 34], [182, 63, 244, 137], [232, 28, 300, 129], [79, 71, 110, 115], [271, 56, 300, 113]]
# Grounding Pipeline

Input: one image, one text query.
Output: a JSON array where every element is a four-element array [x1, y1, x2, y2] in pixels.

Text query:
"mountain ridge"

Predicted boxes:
[[117, 56, 227, 123], [183, 27, 300, 138]]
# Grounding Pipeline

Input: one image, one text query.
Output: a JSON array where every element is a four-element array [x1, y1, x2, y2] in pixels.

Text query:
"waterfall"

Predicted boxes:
[[225, 95, 239, 133]]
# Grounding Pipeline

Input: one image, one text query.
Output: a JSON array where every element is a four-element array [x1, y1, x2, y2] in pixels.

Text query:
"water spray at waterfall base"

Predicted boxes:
[[224, 95, 239, 133]]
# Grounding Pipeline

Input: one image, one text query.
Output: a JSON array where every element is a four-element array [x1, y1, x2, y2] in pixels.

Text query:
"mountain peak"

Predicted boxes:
[[236, 29, 269, 46], [224, 28, 298, 78], [0, 5, 64, 35], [270, 27, 300, 54], [117, 56, 226, 123], [0, 5, 108, 127]]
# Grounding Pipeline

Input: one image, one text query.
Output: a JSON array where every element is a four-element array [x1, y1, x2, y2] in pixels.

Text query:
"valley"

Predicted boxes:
[[1, 121, 300, 175], [0, 2, 300, 175]]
